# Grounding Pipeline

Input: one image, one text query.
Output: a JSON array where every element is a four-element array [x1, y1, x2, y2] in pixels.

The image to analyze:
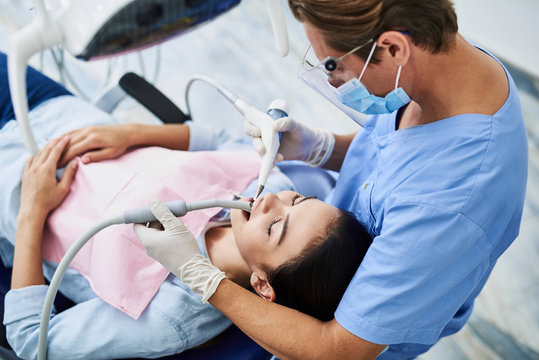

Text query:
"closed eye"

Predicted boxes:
[[267, 219, 281, 236]]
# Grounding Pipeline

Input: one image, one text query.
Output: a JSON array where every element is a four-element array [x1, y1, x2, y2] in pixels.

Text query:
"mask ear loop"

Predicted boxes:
[[395, 66, 402, 90], [358, 41, 378, 81]]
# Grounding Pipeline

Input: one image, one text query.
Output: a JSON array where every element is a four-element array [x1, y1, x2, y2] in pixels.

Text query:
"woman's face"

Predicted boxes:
[[230, 191, 341, 272]]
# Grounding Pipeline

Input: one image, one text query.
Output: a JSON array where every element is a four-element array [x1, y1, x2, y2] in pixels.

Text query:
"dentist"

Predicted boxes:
[[135, 1, 528, 359]]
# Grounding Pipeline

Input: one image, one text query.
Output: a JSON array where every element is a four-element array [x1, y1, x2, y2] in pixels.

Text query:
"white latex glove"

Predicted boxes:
[[133, 198, 226, 303], [244, 116, 335, 167]]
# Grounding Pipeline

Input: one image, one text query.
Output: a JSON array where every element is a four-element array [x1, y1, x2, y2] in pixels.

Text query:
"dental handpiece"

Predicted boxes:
[[234, 98, 289, 200], [122, 199, 252, 224]]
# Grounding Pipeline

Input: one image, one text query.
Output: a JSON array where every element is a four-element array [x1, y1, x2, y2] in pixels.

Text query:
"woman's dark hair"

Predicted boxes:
[[267, 210, 372, 321]]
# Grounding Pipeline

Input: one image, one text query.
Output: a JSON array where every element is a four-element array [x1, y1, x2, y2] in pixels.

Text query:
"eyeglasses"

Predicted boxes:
[[300, 39, 374, 74]]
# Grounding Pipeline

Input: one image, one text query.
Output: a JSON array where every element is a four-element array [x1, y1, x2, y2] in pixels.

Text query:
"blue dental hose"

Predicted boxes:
[[38, 199, 251, 360]]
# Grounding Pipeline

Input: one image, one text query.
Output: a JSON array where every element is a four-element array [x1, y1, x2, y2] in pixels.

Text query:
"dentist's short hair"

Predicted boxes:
[[289, 0, 458, 64]]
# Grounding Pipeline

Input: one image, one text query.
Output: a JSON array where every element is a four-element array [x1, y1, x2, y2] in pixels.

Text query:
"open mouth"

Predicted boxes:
[[241, 198, 254, 221]]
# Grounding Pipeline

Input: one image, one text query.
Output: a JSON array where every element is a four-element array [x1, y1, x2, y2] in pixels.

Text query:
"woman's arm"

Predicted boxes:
[[323, 132, 356, 172], [12, 136, 78, 289], [58, 123, 190, 166], [4, 285, 192, 359], [209, 279, 386, 360]]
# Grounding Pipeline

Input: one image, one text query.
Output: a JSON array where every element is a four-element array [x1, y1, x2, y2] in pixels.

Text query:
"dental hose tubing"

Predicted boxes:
[[38, 199, 251, 360]]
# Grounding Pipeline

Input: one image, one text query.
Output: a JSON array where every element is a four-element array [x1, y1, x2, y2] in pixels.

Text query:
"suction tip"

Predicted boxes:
[[254, 185, 264, 200]]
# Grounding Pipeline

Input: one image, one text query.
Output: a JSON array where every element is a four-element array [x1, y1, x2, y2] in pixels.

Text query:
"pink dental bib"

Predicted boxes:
[[42, 147, 261, 319]]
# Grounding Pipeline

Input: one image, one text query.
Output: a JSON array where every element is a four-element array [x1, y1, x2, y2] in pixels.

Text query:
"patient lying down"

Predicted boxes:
[[7, 134, 372, 359]]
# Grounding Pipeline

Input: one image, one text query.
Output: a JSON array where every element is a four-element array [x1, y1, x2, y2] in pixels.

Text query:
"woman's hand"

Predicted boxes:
[[58, 124, 138, 166], [19, 136, 79, 221]]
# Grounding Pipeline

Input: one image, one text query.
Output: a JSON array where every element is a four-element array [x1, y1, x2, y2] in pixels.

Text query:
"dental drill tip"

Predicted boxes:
[[254, 185, 264, 200]]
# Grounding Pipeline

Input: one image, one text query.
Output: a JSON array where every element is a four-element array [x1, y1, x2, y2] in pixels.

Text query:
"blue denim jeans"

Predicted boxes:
[[0, 52, 72, 129]]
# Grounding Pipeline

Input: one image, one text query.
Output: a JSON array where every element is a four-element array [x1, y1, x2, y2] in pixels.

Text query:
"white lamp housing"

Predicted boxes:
[[9, 0, 241, 155]]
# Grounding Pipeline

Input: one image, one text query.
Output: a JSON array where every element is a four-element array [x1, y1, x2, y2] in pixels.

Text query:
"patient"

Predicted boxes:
[[0, 53, 372, 359]]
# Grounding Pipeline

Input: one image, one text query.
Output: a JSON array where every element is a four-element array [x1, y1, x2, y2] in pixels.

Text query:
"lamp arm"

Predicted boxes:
[[265, 0, 289, 57], [8, 2, 64, 155]]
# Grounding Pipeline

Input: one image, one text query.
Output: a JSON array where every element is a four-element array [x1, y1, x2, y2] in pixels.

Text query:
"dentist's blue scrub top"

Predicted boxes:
[[328, 56, 528, 359]]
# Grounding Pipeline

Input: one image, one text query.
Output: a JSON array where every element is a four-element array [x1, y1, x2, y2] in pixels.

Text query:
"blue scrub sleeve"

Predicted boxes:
[[335, 202, 492, 345], [0, 52, 72, 129]]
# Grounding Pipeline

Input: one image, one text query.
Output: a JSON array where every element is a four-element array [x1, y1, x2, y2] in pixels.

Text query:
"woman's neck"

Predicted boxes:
[[204, 225, 251, 288]]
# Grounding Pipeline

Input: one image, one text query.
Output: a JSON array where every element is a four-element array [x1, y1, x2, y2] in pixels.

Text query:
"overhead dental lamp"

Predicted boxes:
[[9, 0, 289, 155]]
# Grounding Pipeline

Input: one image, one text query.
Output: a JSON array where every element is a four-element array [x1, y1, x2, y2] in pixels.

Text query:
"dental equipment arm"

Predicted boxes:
[[184, 75, 288, 199], [38, 198, 250, 360], [265, 0, 289, 57], [9, 1, 64, 155]]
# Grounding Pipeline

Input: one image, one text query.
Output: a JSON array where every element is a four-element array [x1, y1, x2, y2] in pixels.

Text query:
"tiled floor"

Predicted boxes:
[[1, 1, 538, 359]]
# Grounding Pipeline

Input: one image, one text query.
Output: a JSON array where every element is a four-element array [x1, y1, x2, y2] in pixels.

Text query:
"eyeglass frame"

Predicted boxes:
[[301, 39, 374, 75], [301, 31, 410, 74]]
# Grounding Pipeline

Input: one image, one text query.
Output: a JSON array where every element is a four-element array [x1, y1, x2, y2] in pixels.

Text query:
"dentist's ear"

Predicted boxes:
[[250, 272, 276, 302], [378, 31, 411, 66]]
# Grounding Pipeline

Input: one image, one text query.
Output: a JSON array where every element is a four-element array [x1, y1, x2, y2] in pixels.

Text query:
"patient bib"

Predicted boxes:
[[42, 147, 261, 319]]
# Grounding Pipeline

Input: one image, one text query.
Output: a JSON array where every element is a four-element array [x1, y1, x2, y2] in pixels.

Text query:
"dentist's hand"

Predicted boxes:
[[244, 116, 335, 167], [133, 198, 226, 302]]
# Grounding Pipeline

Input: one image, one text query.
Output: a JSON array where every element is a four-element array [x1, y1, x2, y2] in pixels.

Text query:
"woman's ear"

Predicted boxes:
[[250, 272, 276, 302], [377, 31, 411, 66]]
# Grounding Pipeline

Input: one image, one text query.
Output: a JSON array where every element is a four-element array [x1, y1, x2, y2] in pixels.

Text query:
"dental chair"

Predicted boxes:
[[0, 72, 336, 359]]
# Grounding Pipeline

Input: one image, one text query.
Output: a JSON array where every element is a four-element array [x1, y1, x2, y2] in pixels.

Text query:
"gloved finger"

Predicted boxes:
[[147, 198, 182, 230], [243, 120, 261, 138], [133, 223, 161, 248], [272, 117, 297, 132], [252, 137, 266, 156]]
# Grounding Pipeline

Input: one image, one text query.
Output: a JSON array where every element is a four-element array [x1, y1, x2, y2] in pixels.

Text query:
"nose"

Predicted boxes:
[[260, 193, 282, 214], [328, 75, 345, 89]]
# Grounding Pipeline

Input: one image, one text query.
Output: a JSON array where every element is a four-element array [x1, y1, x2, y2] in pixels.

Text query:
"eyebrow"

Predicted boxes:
[[278, 196, 317, 246]]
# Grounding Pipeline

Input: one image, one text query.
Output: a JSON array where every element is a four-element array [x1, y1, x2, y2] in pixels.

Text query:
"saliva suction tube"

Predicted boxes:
[[38, 199, 251, 360]]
